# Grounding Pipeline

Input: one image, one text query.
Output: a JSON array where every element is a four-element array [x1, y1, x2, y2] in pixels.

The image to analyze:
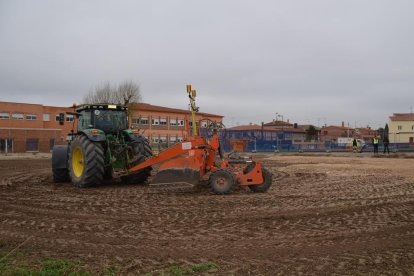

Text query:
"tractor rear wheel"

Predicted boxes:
[[209, 169, 236, 195], [69, 135, 105, 188], [121, 136, 153, 184], [248, 167, 272, 193]]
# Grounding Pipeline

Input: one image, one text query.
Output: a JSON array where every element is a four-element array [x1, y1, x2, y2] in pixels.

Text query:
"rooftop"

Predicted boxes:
[[130, 102, 223, 118], [389, 113, 414, 121]]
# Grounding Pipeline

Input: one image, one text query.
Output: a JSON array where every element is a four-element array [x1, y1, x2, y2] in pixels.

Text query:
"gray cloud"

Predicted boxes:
[[1, 0, 413, 128]]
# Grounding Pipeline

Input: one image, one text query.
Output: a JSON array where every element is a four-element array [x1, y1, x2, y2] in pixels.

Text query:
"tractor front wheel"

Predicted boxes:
[[69, 135, 105, 188], [209, 169, 236, 195]]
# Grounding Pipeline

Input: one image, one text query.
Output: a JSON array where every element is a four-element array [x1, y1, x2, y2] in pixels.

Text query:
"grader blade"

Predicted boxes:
[[151, 168, 200, 185], [150, 155, 202, 185]]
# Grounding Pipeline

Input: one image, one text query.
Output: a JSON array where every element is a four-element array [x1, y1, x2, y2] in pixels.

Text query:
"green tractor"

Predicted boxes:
[[52, 104, 152, 187]]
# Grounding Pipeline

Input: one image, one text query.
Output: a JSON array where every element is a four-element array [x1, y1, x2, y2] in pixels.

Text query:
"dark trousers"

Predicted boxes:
[[383, 143, 389, 154], [374, 144, 379, 154]]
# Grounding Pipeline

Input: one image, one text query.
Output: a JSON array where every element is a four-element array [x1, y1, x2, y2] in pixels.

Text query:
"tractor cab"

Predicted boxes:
[[76, 104, 128, 134]]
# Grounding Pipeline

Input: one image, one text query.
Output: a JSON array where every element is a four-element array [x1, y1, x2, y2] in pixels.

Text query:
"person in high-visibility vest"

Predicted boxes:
[[373, 136, 379, 155]]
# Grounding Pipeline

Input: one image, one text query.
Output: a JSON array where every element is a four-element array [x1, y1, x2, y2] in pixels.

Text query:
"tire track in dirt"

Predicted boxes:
[[1, 158, 414, 274]]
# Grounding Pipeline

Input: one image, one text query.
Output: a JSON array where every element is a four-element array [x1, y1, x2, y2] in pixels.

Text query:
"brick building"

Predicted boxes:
[[0, 101, 223, 153], [129, 103, 223, 146], [0, 102, 76, 153], [320, 122, 377, 143]]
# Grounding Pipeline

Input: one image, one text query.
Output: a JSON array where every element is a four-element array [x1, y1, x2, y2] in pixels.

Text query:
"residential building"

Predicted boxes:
[[389, 113, 414, 144], [320, 122, 377, 144]]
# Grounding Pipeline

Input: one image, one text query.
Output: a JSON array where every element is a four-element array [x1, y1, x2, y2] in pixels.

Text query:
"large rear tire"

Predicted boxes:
[[209, 169, 236, 195], [69, 135, 105, 188], [121, 135, 153, 184], [248, 167, 272, 193]]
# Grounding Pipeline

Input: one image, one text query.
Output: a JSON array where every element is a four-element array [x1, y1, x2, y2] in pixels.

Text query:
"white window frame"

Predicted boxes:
[[152, 118, 160, 125], [66, 114, 74, 122], [160, 118, 167, 125], [131, 117, 140, 125], [11, 113, 24, 120], [170, 118, 178, 126], [140, 117, 149, 125], [0, 112, 10, 119], [43, 113, 50, 121], [26, 114, 37, 120]]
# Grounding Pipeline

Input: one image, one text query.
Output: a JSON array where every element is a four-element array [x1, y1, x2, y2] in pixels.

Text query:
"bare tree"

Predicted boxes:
[[83, 80, 142, 106], [116, 80, 142, 106]]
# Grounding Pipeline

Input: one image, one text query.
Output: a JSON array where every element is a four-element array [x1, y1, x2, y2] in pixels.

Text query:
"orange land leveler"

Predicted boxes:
[[128, 85, 272, 194]]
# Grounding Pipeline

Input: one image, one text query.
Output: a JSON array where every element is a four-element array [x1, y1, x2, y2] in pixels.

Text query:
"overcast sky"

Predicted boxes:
[[1, 0, 413, 128]]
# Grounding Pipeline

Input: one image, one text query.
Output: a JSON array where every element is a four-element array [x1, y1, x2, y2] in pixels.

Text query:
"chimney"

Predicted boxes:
[[342, 121, 344, 127], [249, 122, 252, 125]]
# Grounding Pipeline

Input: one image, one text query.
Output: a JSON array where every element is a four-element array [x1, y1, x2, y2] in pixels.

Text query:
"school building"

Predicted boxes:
[[129, 102, 223, 147], [0, 101, 223, 153]]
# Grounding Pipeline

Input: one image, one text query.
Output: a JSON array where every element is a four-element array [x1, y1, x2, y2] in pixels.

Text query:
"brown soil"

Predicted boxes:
[[0, 155, 413, 275]]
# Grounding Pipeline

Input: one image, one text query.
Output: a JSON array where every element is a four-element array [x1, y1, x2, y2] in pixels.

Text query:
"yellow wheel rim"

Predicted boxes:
[[72, 147, 84, 178]]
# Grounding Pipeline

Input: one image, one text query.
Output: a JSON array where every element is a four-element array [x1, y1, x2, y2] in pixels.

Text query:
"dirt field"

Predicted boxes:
[[1, 154, 414, 275]]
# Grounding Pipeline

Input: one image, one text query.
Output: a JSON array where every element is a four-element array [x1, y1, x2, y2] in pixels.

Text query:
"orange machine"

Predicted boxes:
[[128, 85, 272, 194]]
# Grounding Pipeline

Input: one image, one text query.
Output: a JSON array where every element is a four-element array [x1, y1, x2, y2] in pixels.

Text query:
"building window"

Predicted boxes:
[[160, 118, 167, 126], [26, 114, 37, 120], [66, 114, 74, 122], [398, 125, 402, 131], [140, 117, 148, 125], [412, 125, 414, 131], [11, 113, 24, 120], [26, 138, 39, 151], [152, 118, 160, 125], [0, 112, 10, 119], [170, 118, 184, 126], [55, 114, 61, 121], [159, 136, 167, 142], [43, 114, 50, 121], [170, 136, 177, 142], [152, 137, 159, 143], [131, 118, 139, 124]]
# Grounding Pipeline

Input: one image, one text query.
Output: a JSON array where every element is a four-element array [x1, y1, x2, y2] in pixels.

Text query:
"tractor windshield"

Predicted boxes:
[[78, 109, 128, 133]]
